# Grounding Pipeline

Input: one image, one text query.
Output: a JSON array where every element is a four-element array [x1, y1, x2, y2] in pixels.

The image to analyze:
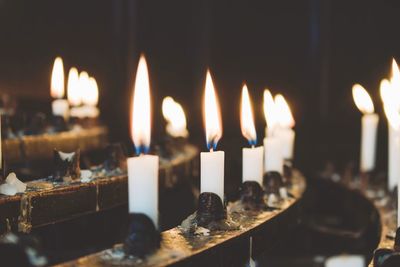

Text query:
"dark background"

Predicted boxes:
[[1, 0, 400, 187]]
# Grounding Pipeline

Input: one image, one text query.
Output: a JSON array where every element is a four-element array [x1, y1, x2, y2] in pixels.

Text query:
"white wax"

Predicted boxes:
[[127, 154, 159, 227], [360, 114, 378, 172], [275, 127, 295, 160], [0, 115, 2, 169], [388, 125, 400, 191], [242, 146, 264, 185], [200, 151, 225, 202], [264, 137, 283, 174], [325, 255, 364, 267], [52, 99, 69, 119]]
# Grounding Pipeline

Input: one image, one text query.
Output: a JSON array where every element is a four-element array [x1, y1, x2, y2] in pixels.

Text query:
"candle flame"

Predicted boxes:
[[384, 105, 400, 130], [162, 96, 188, 137], [352, 84, 374, 114], [240, 84, 257, 145], [83, 77, 99, 106], [274, 94, 295, 128], [263, 89, 277, 130], [51, 57, 65, 98], [203, 70, 222, 150], [67, 67, 80, 106], [131, 55, 151, 154]]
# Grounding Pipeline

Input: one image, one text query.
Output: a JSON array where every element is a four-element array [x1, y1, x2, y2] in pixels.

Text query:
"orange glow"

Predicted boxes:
[[51, 57, 65, 98], [240, 84, 257, 144], [131, 55, 151, 153], [352, 84, 374, 114], [203, 70, 222, 150]]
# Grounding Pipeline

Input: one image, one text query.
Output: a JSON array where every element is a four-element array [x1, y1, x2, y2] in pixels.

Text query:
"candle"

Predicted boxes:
[[162, 97, 188, 138], [274, 94, 295, 160], [383, 105, 400, 226], [201, 71, 224, 202], [352, 84, 378, 173], [263, 89, 284, 174], [127, 55, 159, 227], [240, 85, 263, 184], [51, 57, 69, 119], [381, 59, 400, 191]]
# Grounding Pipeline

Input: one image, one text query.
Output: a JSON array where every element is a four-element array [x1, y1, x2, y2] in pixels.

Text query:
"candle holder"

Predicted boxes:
[[237, 181, 266, 211], [263, 171, 286, 206], [53, 149, 81, 181], [378, 253, 400, 267], [124, 213, 161, 258], [25, 113, 47, 136], [394, 227, 400, 252], [373, 248, 395, 267], [180, 192, 239, 233], [283, 159, 293, 185], [51, 115, 68, 132]]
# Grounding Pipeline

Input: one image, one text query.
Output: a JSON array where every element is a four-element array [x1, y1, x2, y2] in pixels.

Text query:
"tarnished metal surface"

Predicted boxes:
[[0, 144, 198, 235], [56, 171, 306, 267], [3, 127, 108, 163]]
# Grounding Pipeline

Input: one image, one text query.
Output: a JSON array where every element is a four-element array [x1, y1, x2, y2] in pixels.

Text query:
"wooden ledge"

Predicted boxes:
[[56, 171, 306, 267], [0, 144, 199, 235]]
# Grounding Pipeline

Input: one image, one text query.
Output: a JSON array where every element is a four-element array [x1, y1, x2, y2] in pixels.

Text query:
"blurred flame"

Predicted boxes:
[[203, 70, 222, 150], [131, 55, 151, 154], [78, 71, 90, 105], [51, 57, 65, 98], [84, 77, 99, 106], [274, 94, 295, 128], [352, 84, 374, 114], [384, 105, 400, 130], [380, 79, 392, 104], [240, 85, 257, 145], [67, 67, 80, 106], [263, 89, 277, 129], [162, 96, 188, 137]]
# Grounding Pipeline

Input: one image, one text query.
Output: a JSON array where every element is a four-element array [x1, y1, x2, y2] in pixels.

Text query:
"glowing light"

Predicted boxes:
[[67, 67, 80, 106], [274, 94, 295, 128], [51, 57, 65, 98], [240, 84, 257, 145], [162, 96, 188, 137], [352, 84, 374, 114]]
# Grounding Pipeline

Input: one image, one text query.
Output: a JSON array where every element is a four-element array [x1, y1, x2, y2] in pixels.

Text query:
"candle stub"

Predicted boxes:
[[127, 154, 159, 227], [200, 151, 224, 202]]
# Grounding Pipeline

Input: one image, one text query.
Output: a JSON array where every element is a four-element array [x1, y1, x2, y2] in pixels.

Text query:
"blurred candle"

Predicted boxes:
[[263, 89, 283, 174], [384, 105, 400, 226], [352, 84, 378, 173], [162, 97, 189, 138], [50, 57, 69, 119], [240, 85, 263, 184], [127, 55, 159, 227], [67, 67, 81, 106], [274, 94, 295, 160], [201, 71, 224, 202]]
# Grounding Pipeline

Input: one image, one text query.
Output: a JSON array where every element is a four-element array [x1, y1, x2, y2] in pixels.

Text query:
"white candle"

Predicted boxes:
[[128, 155, 159, 226], [242, 147, 264, 184], [360, 114, 378, 172], [201, 151, 224, 201], [388, 125, 400, 190], [201, 70, 224, 201], [240, 85, 263, 184], [274, 95, 296, 160], [352, 84, 378, 173], [0, 115, 2, 170], [263, 89, 284, 174], [264, 137, 283, 174], [51, 57, 69, 119], [128, 55, 159, 227]]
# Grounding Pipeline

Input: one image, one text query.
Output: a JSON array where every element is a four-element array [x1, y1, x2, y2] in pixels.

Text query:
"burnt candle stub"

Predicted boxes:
[[124, 213, 161, 258], [103, 143, 127, 171], [25, 113, 47, 136], [380, 252, 400, 267], [52, 115, 68, 132], [197, 192, 227, 227], [263, 171, 283, 195], [53, 149, 81, 181], [394, 227, 400, 252], [239, 181, 266, 210]]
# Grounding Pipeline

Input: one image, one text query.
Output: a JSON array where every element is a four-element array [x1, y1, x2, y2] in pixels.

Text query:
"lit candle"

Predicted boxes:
[[383, 105, 400, 226], [240, 85, 263, 184], [201, 71, 224, 202], [263, 89, 284, 174], [82, 76, 100, 118], [352, 84, 378, 173], [127, 55, 159, 227], [67, 67, 81, 107], [162, 97, 188, 138], [50, 57, 69, 119], [381, 59, 400, 191], [274, 94, 295, 160]]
